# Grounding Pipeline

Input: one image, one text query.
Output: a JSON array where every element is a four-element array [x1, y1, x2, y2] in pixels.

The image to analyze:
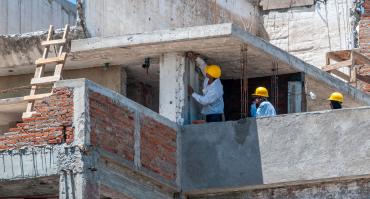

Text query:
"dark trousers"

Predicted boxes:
[[206, 114, 223, 123]]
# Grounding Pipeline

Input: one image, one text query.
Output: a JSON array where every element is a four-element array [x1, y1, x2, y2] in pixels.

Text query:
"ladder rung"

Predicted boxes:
[[24, 93, 52, 101], [35, 53, 67, 65], [22, 111, 36, 119], [41, 38, 67, 46], [31, 76, 61, 85]]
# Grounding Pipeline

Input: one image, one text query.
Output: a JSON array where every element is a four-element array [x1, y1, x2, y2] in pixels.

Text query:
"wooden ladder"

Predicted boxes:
[[23, 24, 70, 118], [323, 49, 370, 87]]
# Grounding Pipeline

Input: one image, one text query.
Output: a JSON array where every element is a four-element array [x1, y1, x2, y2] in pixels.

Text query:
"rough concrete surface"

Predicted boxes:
[[0, 0, 76, 35], [187, 175, 370, 199], [182, 107, 370, 191], [182, 119, 263, 191], [83, 0, 266, 38], [257, 107, 370, 184], [264, 0, 352, 67], [0, 26, 85, 76]]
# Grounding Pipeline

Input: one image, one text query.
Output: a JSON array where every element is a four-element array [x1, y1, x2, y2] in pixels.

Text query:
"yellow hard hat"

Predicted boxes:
[[252, 87, 269, 97], [328, 92, 343, 103], [205, 65, 221, 78]]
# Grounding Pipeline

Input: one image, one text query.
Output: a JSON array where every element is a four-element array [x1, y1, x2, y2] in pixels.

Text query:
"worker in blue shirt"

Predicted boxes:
[[187, 52, 224, 123], [252, 87, 276, 117]]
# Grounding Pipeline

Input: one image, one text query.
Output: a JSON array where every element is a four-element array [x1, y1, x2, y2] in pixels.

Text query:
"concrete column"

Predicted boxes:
[[159, 53, 187, 124], [59, 170, 100, 199], [120, 66, 127, 96], [159, 52, 202, 124]]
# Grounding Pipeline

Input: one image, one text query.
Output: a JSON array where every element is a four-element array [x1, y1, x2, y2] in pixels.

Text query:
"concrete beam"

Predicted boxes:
[[230, 24, 370, 105]]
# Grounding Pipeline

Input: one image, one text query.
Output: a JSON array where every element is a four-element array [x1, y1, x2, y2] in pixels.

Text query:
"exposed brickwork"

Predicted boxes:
[[89, 92, 135, 161], [140, 115, 177, 181], [359, 1, 370, 93], [89, 91, 177, 181], [0, 88, 74, 151]]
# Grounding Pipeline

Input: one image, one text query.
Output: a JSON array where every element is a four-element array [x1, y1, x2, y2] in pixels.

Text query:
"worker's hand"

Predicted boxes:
[[186, 51, 199, 61], [188, 85, 194, 95]]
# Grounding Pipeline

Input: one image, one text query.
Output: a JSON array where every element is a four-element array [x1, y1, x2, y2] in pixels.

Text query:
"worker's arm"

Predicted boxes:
[[192, 86, 220, 106], [195, 57, 207, 77]]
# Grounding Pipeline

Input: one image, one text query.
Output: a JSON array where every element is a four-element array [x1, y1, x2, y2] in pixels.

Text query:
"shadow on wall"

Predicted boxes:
[[181, 118, 263, 191]]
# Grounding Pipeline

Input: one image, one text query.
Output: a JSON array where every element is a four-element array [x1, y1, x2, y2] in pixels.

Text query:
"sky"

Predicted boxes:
[[67, 0, 76, 4]]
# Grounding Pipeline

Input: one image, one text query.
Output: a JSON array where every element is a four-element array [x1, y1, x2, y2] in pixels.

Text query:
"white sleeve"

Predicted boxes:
[[195, 57, 207, 77], [192, 86, 220, 106]]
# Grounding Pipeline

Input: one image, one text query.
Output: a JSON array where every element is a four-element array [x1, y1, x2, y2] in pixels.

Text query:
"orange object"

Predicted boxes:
[[192, 120, 206, 124]]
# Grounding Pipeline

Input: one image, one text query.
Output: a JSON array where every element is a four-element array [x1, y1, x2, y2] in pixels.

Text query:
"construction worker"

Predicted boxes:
[[252, 87, 276, 117], [328, 92, 343, 109], [187, 52, 224, 123]]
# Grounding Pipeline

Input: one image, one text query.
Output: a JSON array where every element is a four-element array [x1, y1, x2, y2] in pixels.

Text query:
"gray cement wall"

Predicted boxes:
[[187, 175, 370, 199], [0, 66, 126, 99], [82, 0, 266, 39], [182, 119, 263, 191], [182, 107, 370, 191], [0, 0, 76, 35], [263, 0, 352, 68]]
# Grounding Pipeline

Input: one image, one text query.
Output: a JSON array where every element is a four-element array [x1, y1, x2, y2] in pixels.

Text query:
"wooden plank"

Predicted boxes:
[[41, 38, 66, 46], [327, 50, 351, 62], [325, 52, 330, 65], [35, 52, 67, 65], [30, 75, 61, 85], [53, 24, 70, 78], [25, 25, 54, 115], [24, 93, 52, 101], [357, 74, 370, 84], [331, 69, 350, 82], [22, 111, 36, 119], [322, 60, 352, 71], [353, 51, 370, 65]]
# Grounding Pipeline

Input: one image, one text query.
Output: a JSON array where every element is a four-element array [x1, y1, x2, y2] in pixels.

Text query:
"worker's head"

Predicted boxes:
[[205, 65, 221, 80], [252, 87, 269, 106], [328, 92, 343, 109]]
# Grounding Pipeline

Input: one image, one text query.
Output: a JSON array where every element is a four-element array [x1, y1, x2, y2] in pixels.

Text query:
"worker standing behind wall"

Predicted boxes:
[[187, 52, 224, 123], [328, 92, 343, 109], [252, 87, 276, 117]]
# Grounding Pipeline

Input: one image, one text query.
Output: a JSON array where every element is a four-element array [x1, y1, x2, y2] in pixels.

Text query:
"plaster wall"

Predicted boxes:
[[263, 0, 353, 67], [305, 76, 366, 111], [83, 0, 266, 38], [0, 66, 126, 99], [182, 107, 370, 191], [0, 0, 76, 35]]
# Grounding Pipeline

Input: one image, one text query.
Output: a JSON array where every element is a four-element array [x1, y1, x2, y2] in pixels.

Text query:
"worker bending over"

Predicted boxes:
[[252, 87, 276, 117], [187, 52, 224, 123], [328, 92, 343, 109]]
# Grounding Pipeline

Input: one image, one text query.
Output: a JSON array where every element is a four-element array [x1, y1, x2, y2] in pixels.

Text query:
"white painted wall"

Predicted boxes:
[[263, 0, 353, 68], [83, 0, 266, 38], [0, 0, 76, 35]]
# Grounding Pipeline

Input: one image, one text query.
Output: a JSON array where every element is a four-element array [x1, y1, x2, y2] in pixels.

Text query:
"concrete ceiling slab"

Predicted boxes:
[[0, 175, 59, 197], [1, 23, 369, 105], [70, 23, 295, 80], [69, 23, 370, 105]]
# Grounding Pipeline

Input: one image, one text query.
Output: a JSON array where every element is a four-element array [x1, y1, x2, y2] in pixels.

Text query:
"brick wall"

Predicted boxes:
[[89, 92, 135, 161], [360, 1, 370, 56], [89, 91, 177, 182], [359, 1, 370, 93], [140, 115, 177, 181], [0, 88, 74, 151]]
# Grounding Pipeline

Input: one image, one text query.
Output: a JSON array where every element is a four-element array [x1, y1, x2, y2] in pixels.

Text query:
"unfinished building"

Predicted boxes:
[[0, 0, 370, 198]]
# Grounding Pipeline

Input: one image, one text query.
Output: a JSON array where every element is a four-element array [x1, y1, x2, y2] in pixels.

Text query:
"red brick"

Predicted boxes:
[[140, 115, 177, 181], [89, 91, 135, 161], [0, 88, 74, 151]]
